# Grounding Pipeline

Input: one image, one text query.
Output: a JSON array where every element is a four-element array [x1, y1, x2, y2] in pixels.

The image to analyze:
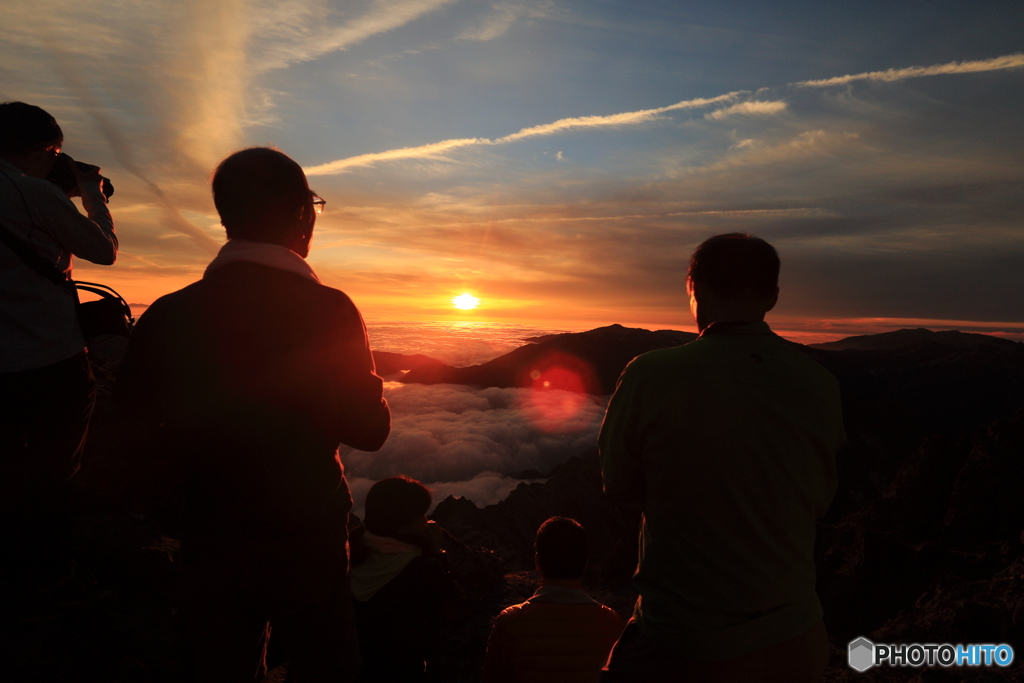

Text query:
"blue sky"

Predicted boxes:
[[2, 0, 1022, 340]]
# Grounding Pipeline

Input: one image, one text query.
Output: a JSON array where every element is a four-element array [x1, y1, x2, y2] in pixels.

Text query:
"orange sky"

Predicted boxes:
[[6, 2, 1023, 345]]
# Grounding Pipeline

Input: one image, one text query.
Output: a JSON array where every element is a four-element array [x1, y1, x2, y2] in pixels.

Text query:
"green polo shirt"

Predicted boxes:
[[599, 321, 845, 660]]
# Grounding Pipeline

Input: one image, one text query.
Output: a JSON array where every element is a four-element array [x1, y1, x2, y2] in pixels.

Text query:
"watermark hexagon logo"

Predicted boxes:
[[849, 637, 875, 672]]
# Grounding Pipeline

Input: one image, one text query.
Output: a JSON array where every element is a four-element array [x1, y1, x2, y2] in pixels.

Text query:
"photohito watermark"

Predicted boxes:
[[848, 637, 1014, 672]]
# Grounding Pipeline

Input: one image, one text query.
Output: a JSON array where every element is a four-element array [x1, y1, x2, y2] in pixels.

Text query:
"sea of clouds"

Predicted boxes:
[[366, 320, 572, 367], [344, 381, 609, 518]]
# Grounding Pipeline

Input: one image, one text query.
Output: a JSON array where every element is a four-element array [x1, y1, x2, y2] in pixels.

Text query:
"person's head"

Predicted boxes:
[[363, 476, 433, 537], [686, 233, 780, 331], [211, 147, 319, 257], [534, 517, 588, 580], [0, 102, 64, 178]]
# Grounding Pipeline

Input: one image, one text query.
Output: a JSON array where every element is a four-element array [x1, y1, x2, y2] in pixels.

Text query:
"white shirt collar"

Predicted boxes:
[[529, 584, 597, 605], [204, 238, 320, 283]]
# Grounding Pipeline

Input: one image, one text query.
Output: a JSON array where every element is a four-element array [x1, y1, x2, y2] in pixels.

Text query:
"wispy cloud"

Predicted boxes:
[[704, 100, 787, 120], [173, 0, 251, 170], [250, 0, 459, 72], [41, 31, 223, 254], [496, 93, 741, 142], [457, 1, 550, 42], [795, 53, 1024, 87], [305, 52, 1024, 178], [306, 137, 485, 175], [458, 3, 521, 41], [666, 207, 826, 217], [306, 92, 742, 175]]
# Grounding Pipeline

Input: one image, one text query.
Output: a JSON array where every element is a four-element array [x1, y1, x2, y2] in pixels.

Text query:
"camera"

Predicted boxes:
[[46, 152, 114, 199]]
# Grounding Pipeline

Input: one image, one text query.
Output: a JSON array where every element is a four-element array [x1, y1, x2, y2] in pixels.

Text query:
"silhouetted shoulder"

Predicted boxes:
[[618, 335, 706, 376], [495, 601, 527, 621], [312, 281, 366, 324]]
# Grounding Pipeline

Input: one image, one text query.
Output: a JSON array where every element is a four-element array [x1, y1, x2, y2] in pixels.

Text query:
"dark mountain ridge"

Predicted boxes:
[[397, 324, 697, 394], [810, 327, 1021, 352]]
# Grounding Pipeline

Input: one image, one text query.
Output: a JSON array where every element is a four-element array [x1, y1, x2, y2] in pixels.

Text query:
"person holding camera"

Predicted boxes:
[[0, 101, 117, 617]]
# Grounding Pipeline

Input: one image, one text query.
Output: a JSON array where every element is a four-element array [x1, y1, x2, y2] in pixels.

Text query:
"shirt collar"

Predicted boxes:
[[698, 320, 773, 339], [204, 238, 320, 283], [530, 582, 597, 605]]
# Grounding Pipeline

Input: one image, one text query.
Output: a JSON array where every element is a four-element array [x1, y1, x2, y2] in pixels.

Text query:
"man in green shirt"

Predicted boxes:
[[599, 233, 845, 682]]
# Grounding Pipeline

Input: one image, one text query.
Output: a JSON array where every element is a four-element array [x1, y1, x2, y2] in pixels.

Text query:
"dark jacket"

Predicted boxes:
[[353, 554, 451, 682], [114, 260, 390, 539]]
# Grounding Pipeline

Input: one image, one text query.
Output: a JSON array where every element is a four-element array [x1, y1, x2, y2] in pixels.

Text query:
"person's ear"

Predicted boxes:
[[286, 207, 314, 258]]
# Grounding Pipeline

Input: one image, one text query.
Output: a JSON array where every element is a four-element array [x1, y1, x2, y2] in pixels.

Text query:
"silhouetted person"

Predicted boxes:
[[114, 147, 390, 682], [599, 233, 846, 682], [483, 517, 624, 683], [0, 102, 116, 618], [350, 476, 453, 682]]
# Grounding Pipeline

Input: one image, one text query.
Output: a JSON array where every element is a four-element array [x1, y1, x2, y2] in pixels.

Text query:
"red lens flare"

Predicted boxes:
[[516, 351, 598, 433]]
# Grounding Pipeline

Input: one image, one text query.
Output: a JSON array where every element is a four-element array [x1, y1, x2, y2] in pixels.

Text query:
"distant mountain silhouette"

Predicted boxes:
[[390, 325, 1024, 406], [801, 332, 1024, 462], [810, 327, 1020, 351], [371, 350, 449, 376], [399, 324, 696, 394]]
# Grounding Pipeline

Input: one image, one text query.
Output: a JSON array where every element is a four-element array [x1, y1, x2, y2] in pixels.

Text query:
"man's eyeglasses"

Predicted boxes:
[[311, 195, 326, 214]]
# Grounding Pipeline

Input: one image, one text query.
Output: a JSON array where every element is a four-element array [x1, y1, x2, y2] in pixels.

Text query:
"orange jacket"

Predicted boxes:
[[482, 583, 624, 683]]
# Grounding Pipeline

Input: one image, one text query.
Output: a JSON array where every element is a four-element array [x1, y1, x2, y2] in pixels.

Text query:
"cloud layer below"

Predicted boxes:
[[343, 381, 608, 514]]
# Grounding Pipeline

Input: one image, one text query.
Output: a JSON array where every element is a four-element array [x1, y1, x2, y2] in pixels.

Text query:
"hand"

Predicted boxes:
[[66, 154, 103, 193], [424, 520, 444, 555]]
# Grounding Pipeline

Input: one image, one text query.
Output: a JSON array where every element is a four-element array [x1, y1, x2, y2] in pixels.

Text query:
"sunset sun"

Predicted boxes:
[[452, 293, 479, 310]]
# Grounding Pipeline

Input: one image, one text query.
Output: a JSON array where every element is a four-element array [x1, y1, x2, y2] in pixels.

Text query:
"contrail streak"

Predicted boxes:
[[306, 52, 1024, 176]]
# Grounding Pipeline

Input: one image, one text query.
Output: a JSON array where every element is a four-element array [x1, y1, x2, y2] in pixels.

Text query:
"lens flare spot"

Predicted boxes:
[[516, 351, 599, 433], [452, 293, 479, 310]]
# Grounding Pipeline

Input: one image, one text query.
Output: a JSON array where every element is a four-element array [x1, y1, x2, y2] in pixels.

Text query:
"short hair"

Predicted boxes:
[[211, 147, 310, 243], [687, 233, 780, 298], [535, 517, 588, 580], [364, 476, 432, 537], [0, 102, 63, 155]]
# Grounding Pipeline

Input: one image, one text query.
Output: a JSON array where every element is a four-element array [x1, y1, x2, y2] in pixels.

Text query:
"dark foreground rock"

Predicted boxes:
[[432, 453, 637, 580], [814, 411, 1024, 682]]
